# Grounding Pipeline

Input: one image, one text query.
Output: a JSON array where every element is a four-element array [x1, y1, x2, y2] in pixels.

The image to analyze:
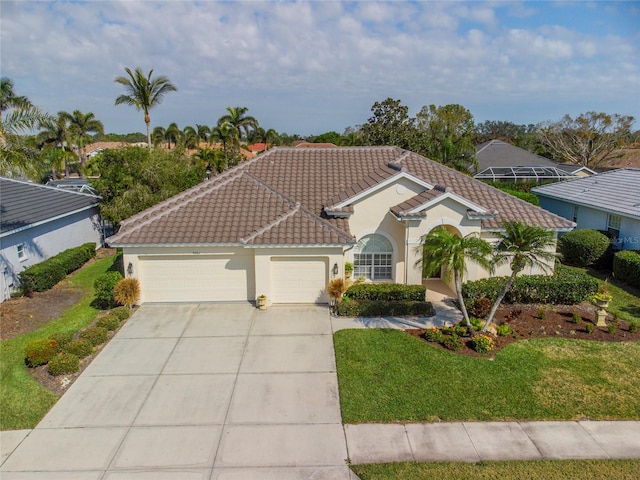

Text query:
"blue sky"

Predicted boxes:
[[2, 1, 639, 136]]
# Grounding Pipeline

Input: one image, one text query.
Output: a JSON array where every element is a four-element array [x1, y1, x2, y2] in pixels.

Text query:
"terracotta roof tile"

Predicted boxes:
[[108, 147, 573, 246]]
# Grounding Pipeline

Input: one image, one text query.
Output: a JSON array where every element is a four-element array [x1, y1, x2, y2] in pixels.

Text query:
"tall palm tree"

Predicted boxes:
[[0, 77, 33, 122], [195, 124, 210, 145], [181, 125, 198, 150], [114, 67, 177, 149], [165, 122, 180, 149], [152, 126, 166, 148], [0, 105, 50, 177], [217, 106, 258, 141], [482, 221, 557, 332], [210, 121, 239, 168], [38, 112, 74, 176], [417, 227, 492, 331], [60, 110, 104, 169]]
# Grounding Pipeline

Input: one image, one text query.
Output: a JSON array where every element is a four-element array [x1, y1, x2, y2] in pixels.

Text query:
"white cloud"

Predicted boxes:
[[1, 0, 637, 134]]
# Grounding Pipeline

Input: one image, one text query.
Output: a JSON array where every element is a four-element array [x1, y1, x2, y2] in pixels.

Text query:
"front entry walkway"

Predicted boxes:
[[1, 304, 355, 479]]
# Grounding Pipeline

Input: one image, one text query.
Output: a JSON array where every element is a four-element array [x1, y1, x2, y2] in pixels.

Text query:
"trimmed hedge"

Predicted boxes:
[[613, 250, 640, 289], [63, 338, 93, 358], [48, 353, 79, 376], [336, 298, 434, 317], [344, 283, 426, 301], [79, 326, 108, 347], [558, 230, 611, 267], [462, 266, 599, 305], [94, 271, 124, 308], [24, 339, 58, 367], [19, 243, 96, 294]]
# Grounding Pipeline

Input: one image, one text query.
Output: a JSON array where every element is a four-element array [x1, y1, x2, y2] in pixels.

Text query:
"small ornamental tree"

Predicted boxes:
[[113, 278, 140, 309]]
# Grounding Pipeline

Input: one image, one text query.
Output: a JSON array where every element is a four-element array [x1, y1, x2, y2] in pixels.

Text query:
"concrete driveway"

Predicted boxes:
[[1, 304, 356, 479]]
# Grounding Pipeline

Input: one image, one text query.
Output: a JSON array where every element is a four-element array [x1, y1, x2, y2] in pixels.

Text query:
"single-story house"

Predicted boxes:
[[107, 147, 573, 305], [474, 140, 594, 182], [0, 177, 102, 301], [533, 168, 640, 250]]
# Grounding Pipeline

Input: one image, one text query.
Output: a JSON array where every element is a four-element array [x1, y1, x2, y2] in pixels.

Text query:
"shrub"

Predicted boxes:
[[18, 243, 96, 294], [113, 278, 140, 308], [471, 334, 495, 354], [24, 339, 58, 367], [110, 306, 131, 322], [608, 323, 617, 334], [496, 324, 512, 336], [336, 298, 434, 317], [629, 323, 638, 334], [327, 278, 346, 302], [94, 271, 124, 309], [79, 326, 108, 346], [423, 328, 443, 343], [48, 353, 79, 376], [48, 331, 74, 349], [613, 251, 640, 289], [441, 334, 464, 351], [469, 297, 493, 318], [469, 317, 484, 331], [462, 265, 598, 305], [344, 283, 426, 302], [570, 313, 582, 324], [585, 323, 594, 334], [537, 309, 546, 320], [63, 338, 93, 358], [558, 230, 611, 267], [96, 314, 120, 331]]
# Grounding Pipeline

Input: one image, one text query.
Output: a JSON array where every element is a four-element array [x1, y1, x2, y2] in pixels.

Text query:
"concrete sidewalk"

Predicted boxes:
[[344, 421, 640, 464]]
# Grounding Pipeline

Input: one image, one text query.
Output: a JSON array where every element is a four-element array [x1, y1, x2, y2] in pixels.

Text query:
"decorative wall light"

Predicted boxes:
[[332, 263, 339, 276], [127, 262, 133, 277]]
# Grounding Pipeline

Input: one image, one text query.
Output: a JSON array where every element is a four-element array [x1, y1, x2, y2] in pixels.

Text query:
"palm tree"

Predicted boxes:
[[0, 105, 50, 177], [182, 125, 198, 149], [152, 126, 166, 148], [0, 77, 33, 122], [114, 67, 177, 149], [217, 106, 258, 141], [482, 221, 557, 332], [210, 121, 240, 169], [417, 227, 492, 331], [165, 122, 180, 149], [60, 110, 104, 169], [195, 124, 210, 145], [38, 112, 73, 176]]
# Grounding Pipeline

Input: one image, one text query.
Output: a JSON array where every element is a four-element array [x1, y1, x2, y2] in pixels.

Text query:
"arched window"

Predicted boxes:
[[353, 234, 393, 281]]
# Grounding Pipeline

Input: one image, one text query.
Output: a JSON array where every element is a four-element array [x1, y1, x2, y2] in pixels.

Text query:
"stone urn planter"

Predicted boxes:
[[257, 295, 268, 310]]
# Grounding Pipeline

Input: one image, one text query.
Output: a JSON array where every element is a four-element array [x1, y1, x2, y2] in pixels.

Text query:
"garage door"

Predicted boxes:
[[270, 257, 328, 304], [139, 255, 254, 303]]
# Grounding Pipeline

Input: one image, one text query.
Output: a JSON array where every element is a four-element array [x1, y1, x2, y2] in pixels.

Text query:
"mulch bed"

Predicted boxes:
[[407, 303, 640, 358]]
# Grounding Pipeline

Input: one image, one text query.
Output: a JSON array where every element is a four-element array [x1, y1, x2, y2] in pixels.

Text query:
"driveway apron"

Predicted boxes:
[[0, 304, 355, 480]]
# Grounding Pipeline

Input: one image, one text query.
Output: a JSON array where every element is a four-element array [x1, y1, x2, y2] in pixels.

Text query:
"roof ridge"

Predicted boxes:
[[242, 170, 299, 209], [240, 203, 301, 244], [295, 204, 355, 243]]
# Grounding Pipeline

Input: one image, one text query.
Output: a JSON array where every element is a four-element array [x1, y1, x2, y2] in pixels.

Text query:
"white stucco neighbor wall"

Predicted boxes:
[[0, 209, 102, 302]]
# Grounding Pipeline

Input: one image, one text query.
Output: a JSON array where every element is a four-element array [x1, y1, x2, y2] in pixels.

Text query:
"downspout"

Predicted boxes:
[[404, 220, 409, 284]]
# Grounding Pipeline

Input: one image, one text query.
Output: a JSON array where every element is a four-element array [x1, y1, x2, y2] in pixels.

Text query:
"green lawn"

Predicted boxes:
[[335, 329, 640, 424], [563, 265, 640, 325], [0, 254, 118, 430], [352, 460, 640, 480]]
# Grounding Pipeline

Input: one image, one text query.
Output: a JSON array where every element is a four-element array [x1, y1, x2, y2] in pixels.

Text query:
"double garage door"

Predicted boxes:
[[138, 255, 328, 304], [139, 255, 254, 303]]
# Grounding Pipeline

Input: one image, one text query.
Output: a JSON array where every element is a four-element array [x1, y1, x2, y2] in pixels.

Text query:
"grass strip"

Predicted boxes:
[[0, 254, 117, 430], [335, 329, 640, 424], [352, 459, 640, 480]]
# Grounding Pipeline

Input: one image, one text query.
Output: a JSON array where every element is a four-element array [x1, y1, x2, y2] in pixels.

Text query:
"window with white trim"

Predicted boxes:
[[353, 234, 393, 281], [17, 243, 26, 261], [607, 214, 621, 240]]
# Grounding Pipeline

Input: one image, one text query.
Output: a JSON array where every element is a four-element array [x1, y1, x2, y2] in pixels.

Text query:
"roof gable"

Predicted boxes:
[[0, 177, 100, 237], [476, 140, 558, 171]]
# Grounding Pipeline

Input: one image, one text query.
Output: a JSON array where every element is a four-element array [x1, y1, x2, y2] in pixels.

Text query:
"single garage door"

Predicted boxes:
[[270, 257, 328, 304], [139, 255, 254, 303]]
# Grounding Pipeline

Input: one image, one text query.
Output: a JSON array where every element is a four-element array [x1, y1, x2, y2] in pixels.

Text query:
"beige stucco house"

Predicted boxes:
[[107, 147, 574, 305]]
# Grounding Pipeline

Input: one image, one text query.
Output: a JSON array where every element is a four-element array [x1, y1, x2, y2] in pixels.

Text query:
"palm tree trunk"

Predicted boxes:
[[146, 120, 152, 149], [482, 273, 517, 332], [454, 269, 474, 333]]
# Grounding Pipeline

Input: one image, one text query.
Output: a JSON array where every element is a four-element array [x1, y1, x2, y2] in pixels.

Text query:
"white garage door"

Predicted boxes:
[[139, 255, 253, 303], [270, 257, 328, 304]]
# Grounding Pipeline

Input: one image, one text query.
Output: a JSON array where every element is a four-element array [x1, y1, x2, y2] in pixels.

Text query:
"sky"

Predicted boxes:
[[2, 0, 639, 136]]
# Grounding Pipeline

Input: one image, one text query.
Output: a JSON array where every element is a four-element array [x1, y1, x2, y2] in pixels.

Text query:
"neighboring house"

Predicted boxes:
[[107, 147, 573, 305], [46, 178, 99, 196], [474, 140, 590, 182], [83, 141, 130, 159], [555, 164, 598, 178], [0, 178, 102, 302], [533, 168, 640, 251]]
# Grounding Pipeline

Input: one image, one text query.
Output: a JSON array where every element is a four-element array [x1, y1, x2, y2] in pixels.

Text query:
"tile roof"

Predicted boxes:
[[108, 147, 574, 246], [532, 168, 640, 219], [476, 140, 558, 171], [1, 177, 100, 236]]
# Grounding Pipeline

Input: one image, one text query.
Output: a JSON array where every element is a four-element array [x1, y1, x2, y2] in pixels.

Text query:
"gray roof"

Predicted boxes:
[[1, 177, 100, 236], [475, 140, 558, 171], [532, 168, 640, 219]]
